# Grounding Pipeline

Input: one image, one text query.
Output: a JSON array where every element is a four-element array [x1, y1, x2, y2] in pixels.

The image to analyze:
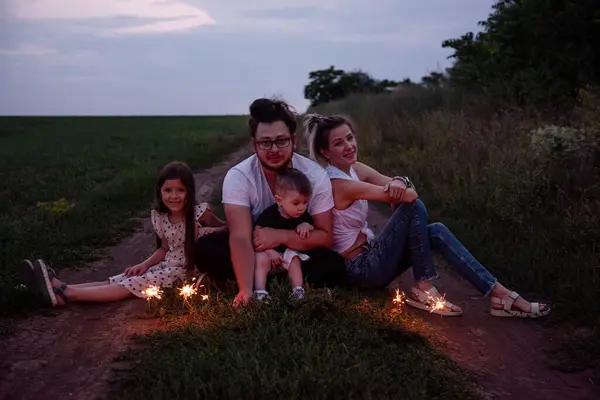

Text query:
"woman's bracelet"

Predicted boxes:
[[391, 176, 413, 189]]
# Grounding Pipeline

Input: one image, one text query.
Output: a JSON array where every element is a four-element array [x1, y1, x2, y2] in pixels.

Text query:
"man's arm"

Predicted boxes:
[[224, 204, 255, 296], [253, 209, 333, 252], [279, 209, 333, 250], [220, 167, 257, 304], [254, 170, 335, 252]]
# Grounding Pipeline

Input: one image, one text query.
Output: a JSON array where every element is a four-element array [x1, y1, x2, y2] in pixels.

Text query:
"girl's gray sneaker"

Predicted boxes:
[[291, 286, 305, 300], [254, 290, 270, 302]]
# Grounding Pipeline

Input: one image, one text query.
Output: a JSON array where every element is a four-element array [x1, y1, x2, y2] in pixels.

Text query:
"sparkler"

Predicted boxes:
[[179, 284, 197, 299], [392, 288, 406, 312], [428, 294, 447, 313], [178, 283, 197, 309], [392, 288, 447, 315], [142, 285, 163, 312], [194, 273, 210, 302]]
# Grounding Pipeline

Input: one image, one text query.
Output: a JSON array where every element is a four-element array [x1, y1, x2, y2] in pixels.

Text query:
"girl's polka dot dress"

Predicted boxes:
[[109, 203, 208, 298]]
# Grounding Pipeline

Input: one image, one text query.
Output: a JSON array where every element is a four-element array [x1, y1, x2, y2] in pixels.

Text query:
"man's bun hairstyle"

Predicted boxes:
[[248, 97, 297, 137]]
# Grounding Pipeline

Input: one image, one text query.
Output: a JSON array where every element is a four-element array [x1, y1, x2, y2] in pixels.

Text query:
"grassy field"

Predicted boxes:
[[110, 284, 478, 400], [313, 86, 600, 373], [1, 116, 478, 399], [0, 116, 248, 314]]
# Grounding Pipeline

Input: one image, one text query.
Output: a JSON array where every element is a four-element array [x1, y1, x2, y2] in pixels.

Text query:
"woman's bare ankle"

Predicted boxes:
[[490, 283, 535, 312], [50, 277, 63, 288], [492, 282, 517, 298], [415, 281, 433, 291]]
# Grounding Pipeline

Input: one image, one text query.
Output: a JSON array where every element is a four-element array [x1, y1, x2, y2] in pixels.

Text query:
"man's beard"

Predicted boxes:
[[258, 155, 293, 172]]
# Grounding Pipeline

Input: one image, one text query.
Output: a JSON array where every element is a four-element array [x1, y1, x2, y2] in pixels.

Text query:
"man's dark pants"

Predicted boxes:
[[194, 230, 348, 289]]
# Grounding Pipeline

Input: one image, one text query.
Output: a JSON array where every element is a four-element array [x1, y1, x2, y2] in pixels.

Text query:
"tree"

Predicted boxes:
[[420, 72, 449, 89], [442, 0, 600, 106], [304, 66, 399, 107]]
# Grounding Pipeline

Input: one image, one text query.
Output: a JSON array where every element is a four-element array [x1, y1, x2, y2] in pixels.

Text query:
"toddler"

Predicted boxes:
[[253, 168, 315, 300]]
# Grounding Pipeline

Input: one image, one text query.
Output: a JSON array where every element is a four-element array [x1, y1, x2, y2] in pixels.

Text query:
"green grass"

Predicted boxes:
[[0, 116, 249, 314], [111, 283, 479, 400]]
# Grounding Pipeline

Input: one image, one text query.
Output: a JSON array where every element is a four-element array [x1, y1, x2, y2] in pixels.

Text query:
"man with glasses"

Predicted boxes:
[[194, 98, 347, 307]]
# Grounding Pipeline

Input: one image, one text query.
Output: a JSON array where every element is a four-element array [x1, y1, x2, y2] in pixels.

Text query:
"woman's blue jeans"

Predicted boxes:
[[346, 200, 497, 296]]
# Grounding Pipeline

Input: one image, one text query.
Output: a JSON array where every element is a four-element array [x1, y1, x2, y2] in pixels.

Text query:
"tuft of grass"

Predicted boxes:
[[0, 116, 248, 315], [311, 86, 600, 373], [111, 283, 479, 400]]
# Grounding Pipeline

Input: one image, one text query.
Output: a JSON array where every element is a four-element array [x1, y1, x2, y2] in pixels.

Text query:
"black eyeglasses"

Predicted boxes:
[[255, 137, 292, 150]]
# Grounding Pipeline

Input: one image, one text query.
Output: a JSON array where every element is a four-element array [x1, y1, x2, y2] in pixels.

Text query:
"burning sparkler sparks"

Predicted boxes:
[[428, 294, 447, 313], [392, 288, 406, 312], [143, 285, 163, 300], [194, 273, 210, 302], [142, 285, 163, 313], [179, 284, 197, 299], [392, 287, 449, 316], [178, 283, 198, 309]]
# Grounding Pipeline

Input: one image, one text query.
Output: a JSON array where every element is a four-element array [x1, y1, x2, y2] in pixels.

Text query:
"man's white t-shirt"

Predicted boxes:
[[222, 153, 334, 222]]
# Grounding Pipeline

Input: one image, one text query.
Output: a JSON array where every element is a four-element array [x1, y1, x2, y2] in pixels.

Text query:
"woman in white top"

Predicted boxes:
[[303, 113, 550, 318]]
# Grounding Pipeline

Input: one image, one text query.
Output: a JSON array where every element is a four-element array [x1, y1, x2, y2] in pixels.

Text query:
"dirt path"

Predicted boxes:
[[0, 145, 253, 400], [367, 207, 599, 400], [1, 147, 597, 400]]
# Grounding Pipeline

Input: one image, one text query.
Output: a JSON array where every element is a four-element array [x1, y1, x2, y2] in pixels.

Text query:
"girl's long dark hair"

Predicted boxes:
[[155, 161, 197, 271]]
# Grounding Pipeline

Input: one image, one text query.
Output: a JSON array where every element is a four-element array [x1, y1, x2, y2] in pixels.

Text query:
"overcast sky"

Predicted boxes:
[[0, 0, 494, 116]]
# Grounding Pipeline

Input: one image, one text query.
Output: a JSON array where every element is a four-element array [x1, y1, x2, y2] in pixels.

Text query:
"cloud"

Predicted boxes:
[[194, 1, 480, 45], [1, 1, 497, 116], [6, 0, 216, 35], [0, 43, 58, 56], [110, 16, 210, 35], [0, 43, 98, 66], [61, 72, 121, 83], [44, 50, 100, 66], [195, 1, 340, 34]]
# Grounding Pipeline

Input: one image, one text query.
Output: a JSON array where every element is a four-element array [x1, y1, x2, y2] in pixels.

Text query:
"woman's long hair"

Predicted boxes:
[[155, 161, 197, 271]]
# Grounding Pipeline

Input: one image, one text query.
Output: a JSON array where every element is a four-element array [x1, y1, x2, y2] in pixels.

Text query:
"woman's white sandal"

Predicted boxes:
[[405, 286, 463, 316], [490, 291, 550, 318]]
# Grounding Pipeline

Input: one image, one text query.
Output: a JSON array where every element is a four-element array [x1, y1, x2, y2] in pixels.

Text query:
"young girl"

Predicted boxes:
[[253, 168, 315, 301], [19, 161, 227, 307]]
